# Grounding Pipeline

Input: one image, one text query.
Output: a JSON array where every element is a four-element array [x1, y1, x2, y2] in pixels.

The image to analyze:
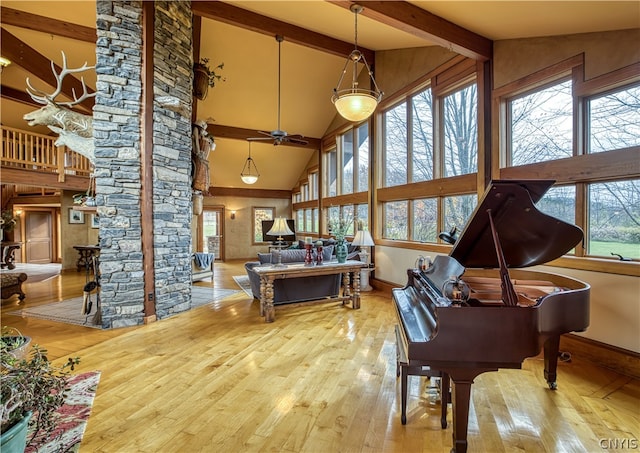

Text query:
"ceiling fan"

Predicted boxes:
[[249, 35, 309, 147]]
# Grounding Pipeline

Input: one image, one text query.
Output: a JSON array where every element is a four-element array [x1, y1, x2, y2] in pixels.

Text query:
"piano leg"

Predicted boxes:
[[543, 335, 560, 390], [401, 364, 409, 424], [440, 373, 450, 429], [451, 378, 473, 453]]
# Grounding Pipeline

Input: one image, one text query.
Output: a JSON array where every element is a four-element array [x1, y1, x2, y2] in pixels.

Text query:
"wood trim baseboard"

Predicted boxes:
[[371, 277, 640, 379], [560, 334, 640, 379]]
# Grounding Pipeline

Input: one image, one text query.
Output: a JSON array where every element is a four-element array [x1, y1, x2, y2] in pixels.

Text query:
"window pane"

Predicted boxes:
[[313, 208, 319, 233], [510, 80, 572, 165], [443, 195, 476, 236], [384, 102, 408, 187], [588, 180, 640, 260], [357, 123, 369, 192], [383, 201, 408, 240], [297, 210, 304, 232], [341, 205, 355, 236], [443, 84, 477, 177], [327, 149, 337, 197], [356, 203, 368, 230], [412, 88, 434, 182], [412, 198, 437, 242], [327, 206, 339, 233], [310, 172, 318, 200], [537, 185, 576, 225], [341, 132, 354, 194], [305, 209, 312, 233], [589, 85, 640, 153], [253, 207, 274, 243]]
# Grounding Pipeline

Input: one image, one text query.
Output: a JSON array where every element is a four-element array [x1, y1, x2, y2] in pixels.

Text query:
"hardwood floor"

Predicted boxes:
[[2, 260, 639, 452]]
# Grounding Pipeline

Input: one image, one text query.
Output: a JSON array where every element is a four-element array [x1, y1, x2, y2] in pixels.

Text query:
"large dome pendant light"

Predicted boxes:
[[240, 140, 260, 185], [332, 4, 383, 122]]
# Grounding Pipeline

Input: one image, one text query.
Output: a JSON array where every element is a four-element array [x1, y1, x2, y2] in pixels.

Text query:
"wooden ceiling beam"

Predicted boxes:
[[0, 7, 96, 43], [209, 124, 322, 150], [328, 1, 492, 61], [191, 1, 374, 62], [0, 28, 95, 111], [0, 85, 37, 106]]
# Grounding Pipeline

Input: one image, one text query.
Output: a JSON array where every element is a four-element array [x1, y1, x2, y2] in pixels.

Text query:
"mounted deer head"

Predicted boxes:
[[48, 125, 95, 165], [23, 51, 95, 138]]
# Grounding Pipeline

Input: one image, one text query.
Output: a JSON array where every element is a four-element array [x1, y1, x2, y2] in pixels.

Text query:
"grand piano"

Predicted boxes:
[[392, 180, 590, 453]]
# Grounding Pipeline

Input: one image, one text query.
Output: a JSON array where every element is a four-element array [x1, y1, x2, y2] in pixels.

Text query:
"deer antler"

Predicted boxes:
[[25, 51, 96, 106]]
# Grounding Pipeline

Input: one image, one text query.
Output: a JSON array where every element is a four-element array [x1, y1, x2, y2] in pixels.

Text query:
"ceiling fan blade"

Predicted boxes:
[[257, 130, 273, 137], [247, 137, 273, 141]]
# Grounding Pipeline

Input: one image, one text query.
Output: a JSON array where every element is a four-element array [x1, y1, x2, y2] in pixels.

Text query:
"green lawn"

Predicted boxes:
[[589, 240, 639, 260]]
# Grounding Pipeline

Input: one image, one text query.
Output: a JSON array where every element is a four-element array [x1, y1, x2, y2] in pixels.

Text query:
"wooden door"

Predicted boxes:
[[25, 211, 53, 264]]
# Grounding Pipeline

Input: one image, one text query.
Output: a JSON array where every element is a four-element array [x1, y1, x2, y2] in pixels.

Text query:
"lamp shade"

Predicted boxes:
[[267, 217, 294, 238], [352, 230, 374, 247], [240, 174, 258, 185], [333, 92, 378, 122]]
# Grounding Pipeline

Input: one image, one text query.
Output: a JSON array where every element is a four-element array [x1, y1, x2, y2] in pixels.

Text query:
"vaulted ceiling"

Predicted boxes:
[[1, 1, 638, 190]]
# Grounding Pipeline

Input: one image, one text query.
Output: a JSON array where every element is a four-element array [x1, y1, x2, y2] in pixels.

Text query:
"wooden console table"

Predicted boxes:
[[1, 241, 22, 270], [252, 260, 366, 323], [73, 245, 101, 272]]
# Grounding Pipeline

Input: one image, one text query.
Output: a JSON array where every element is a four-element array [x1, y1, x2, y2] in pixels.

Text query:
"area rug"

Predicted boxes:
[[25, 370, 101, 453], [7, 286, 242, 328], [1, 263, 61, 283], [233, 275, 253, 297]]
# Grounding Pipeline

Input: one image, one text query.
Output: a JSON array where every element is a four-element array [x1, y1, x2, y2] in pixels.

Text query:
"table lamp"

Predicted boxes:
[[352, 229, 375, 265], [352, 229, 375, 291], [267, 217, 294, 268]]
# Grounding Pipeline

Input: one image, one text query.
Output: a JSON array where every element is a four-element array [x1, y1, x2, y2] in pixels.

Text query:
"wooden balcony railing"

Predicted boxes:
[[1, 126, 93, 181]]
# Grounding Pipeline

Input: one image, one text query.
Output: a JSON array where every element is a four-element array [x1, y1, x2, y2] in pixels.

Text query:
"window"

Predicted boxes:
[[325, 148, 337, 197], [379, 70, 478, 246], [356, 123, 370, 192], [537, 185, 576, 225], [310, 171, 318, 200], [588, 84, 640, 153], [412, 88, 433, 182], [443, 194, 476, 236], [587, 179, 639, 260], [384, 102, 408, 187], [412, 198, 437, 242], [383, 201, 408, 240], [500, 59, 639, 265], [509, 79, 573, 165], [341, 132, 354, 194], [252, 207, 274, 243], [443, 83, 478, 176]]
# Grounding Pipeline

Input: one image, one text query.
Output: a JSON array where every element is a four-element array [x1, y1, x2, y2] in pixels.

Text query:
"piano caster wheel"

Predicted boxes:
[[548, 381, 558, 390]]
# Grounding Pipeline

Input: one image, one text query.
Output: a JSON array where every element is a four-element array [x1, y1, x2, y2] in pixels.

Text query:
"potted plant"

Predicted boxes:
[[193, 58, 225, 100], [0, 328, 31, 361], [1, 328, 80, 453]]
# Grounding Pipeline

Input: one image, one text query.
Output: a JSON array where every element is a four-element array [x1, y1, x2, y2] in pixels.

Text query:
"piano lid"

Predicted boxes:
[[450, 180, 583, 268]]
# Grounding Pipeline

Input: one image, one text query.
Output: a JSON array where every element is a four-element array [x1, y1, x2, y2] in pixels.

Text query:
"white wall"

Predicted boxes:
[[374, 245, 640, 353]]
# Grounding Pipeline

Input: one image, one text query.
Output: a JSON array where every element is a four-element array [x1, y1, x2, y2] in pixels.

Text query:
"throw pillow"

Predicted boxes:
[[257, 253, 272, 264], [275, 249, 307, 263]]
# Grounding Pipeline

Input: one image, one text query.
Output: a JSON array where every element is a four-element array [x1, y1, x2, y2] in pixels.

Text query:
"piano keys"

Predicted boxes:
[[392, 180, 590, 453]]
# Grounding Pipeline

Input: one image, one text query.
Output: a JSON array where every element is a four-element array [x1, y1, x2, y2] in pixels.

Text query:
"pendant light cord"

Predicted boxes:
[[276, 35, 283, 131]]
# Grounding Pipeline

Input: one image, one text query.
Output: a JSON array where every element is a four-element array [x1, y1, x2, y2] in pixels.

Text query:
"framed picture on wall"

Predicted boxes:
[[90, 214, 100, 229], [69, 208, 85, 224]]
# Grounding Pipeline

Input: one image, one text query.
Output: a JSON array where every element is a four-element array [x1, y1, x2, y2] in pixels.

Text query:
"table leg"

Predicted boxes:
[[262, 277, 276, 323], [352, 270, 361, 309], [342, 272, 351, 301]]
